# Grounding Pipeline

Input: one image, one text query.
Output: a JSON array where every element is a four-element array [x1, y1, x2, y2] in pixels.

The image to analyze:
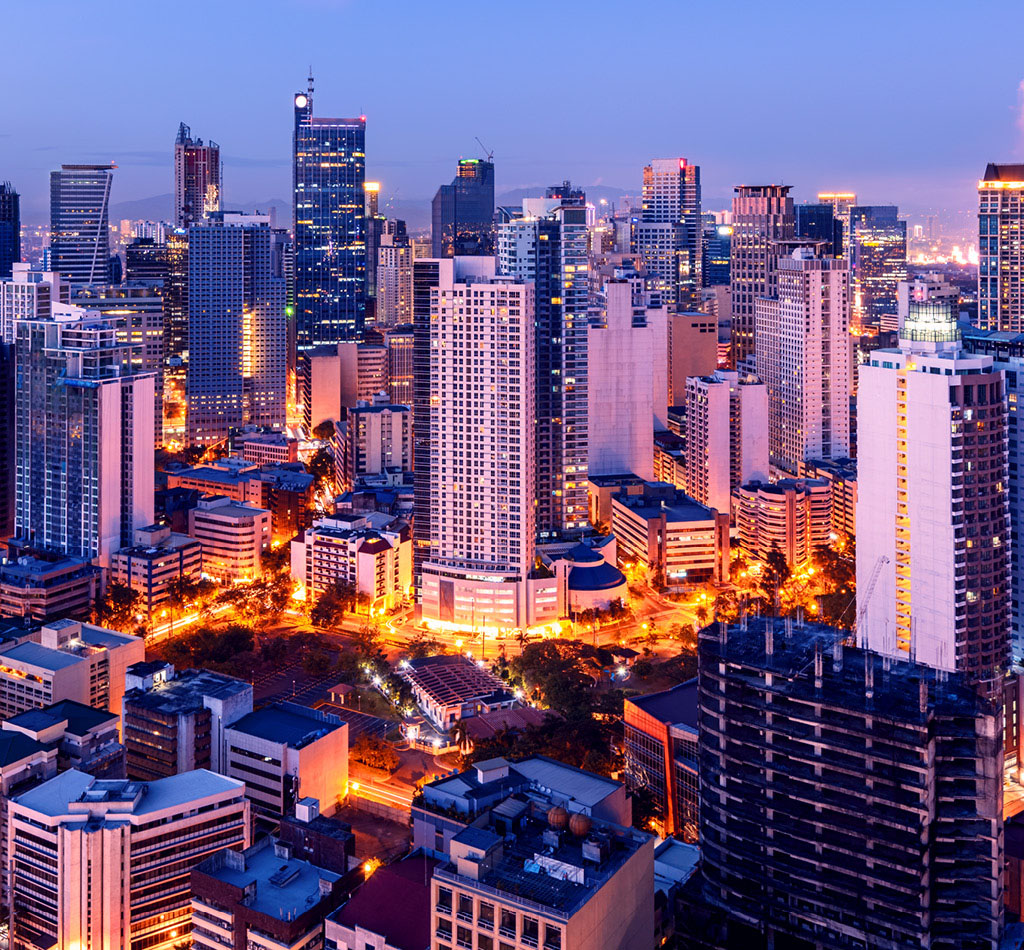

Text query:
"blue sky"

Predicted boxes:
[[2, 0, 1021, 220]]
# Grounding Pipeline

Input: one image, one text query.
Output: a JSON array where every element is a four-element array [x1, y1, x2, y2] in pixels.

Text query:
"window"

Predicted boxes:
[[499, 908, 517, 938], [436, 887, 453, 914], [544, 925, 562, 950], [436, 918, 452, 941], [477, 936, 494, 950], [456, 926, 472, 949], [478, 902, 494, 930], [522, 916, 539, 947]]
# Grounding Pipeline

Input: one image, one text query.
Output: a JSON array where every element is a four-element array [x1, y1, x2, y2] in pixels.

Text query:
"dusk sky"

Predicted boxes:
[[3, 0, 1023, 222]]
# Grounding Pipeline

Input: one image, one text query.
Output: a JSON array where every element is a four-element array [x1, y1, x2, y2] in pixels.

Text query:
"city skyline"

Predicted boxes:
[[3, 0, 1024, 222]]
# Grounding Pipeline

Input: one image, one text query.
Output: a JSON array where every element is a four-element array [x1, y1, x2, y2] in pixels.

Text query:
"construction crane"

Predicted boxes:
[[475, 137, 494, 163], [856, 555, 890, 641]]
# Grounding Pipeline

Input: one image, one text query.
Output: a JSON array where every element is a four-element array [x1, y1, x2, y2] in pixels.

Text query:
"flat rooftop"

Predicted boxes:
[[229, 702, 343, 749], [124, 668, 251, 714], [626, 679, 698, 729], [0, 641, 83, 671], [7, 699, 116, 736]]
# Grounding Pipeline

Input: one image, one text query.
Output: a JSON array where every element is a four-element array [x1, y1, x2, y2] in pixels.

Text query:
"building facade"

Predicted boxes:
[[848, 205, 907, 330], [979, 163, 1024, 331], [188, 495, 270, 582], [0, 181, 19, 280], [733, 477, 832, 566], [431, 158, 495, 258], [49, 164, 114, 285], [174, 122, 221, 228]]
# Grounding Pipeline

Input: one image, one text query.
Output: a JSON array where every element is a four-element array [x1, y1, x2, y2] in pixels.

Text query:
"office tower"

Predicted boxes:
[[73, 282, 165, 445], [14, 309, 155, 565], [668, 311, 718, 403], [0, 343, 12, 539], [857, 293, 1009, 693], [304, 341, 387, 428], [125, 237, 169, 282], [848, 205, 907, 329], [173, 122, 221, 228], [701, 213, 730, 286], [187, 213, 287, 445], [8, 769, 249, 950], [49, 163, 115, 284], [0, 264, 68, 343], [795, 202, 843, 256], [497, 185, 589, 538], [684, 369, 768, 514], [978, 163, 1024, 330], [343, 395, 413, 486], [632, 158, 702, 311], [755, 246, 851, 472], [122, 663, 252, 780], [431, 157, 495, 257], [293, 79, 367, 350], [418, 260, 540, 626], [364, 181, 383, 313], [382, 323, 413, 405], [0, 619, 144, 718], [376, 221, 413, 326], [729, 184, 794, 363], [587, 278, 667, 480], [698, 617, 1003, 949], [817, 191, 857, 255], [0, 181, 20, 279]]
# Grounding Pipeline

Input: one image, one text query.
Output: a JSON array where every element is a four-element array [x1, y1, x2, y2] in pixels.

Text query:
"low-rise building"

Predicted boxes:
[[292, 516, 412, 611], [189, 494, 271, 582], [611, 482, 729, 586], [800, 456, 857, 538], [111, 523, 202, 615], [122, 662, 253, 780], [3, 699, 124, 777], [326, 853, 438, 950], [587, 473, 645, 529], [402, 655, 516, 732], [240, 430, 300, 465], [733, 477, 832, 566], [0, 553, 100, 620], [623, 680, 699, 839], [9, 769, 249, 950], [554, 542, 629, 613], [431, 799, 654, 950], [0, 619, 144, 718], [191, 836, 346, 950], [279, 797, 355, 874], [225, 702, 349, 821]]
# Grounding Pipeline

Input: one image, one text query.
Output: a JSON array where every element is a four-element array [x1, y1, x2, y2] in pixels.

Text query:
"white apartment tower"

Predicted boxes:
[[857, 293, 1010, 695], [376, 228, 413, 326], [685, 370, 769, 515], [755, 246, 851, 473], [587, 278, 667, 480], [419, 259, 542, 628], [0, 264, 69, 343]]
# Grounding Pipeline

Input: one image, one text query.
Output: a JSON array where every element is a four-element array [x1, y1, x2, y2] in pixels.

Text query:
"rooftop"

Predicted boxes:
[[229, 702, 344, 749], [626, 679, 698, 729], [613, 485, 715, 524], [404, 655, 513, 709], [0, 730, 47, 768], [983, 163, 1024, 182], [124, 668, 251, 714], [0, 641, 83, 671], [6, 699, 117, 736]]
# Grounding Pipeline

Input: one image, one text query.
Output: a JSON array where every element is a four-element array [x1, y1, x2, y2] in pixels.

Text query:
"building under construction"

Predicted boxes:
[[697, 616, 1003, 949]]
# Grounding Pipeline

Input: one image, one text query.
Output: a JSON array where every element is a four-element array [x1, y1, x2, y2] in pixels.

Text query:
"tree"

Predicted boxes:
[[312, 420, 336, 441], [311, 579, 356, 628], [94, 582, 143, 633], [261, 544, 291, 576], [308, 447, 334, 492], [351, 619, 383, 655], [350, 733, 399, 772], [760, 543, 791, 614], [450, 719, 473, 758]]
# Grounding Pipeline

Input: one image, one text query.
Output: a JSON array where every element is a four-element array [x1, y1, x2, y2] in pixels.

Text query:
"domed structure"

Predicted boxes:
[[547, 805, 569, 830], [569, 812, 593, 837], [559, 543, 628, 612]]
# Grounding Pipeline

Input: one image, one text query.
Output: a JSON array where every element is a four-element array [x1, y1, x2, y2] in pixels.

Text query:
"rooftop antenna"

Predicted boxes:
[[307, 67, 314, 100], [475, 136, 495, 163]]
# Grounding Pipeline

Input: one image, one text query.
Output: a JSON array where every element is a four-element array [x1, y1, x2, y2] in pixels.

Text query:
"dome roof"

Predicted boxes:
[[568, 561, 627, 592], [565, 542, 604, 564]]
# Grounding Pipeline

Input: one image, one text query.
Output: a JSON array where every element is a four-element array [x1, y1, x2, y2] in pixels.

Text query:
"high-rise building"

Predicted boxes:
[[684, 369, 769, 515], [376, 221, 413, 326], [417, 259, 544, 627], [364, 180, 384, 314], [49, 163, 115, 285], [14, 309, 154, 565], [187, 213, 287, 446], [587, 278, 667, 480], [848, 205, 907, 330], [729, 184, 794, 363], [755, 245, 851, 472], [633, 158, 702, 311], [382, 323, 413, 405], [0, 342, 13, 539], [293, 79, 366, 349], [795, 202, 843, 256], [125, 237, 169, 282], [734, 476, 832, 566], [8, 769, 249, 950], [497, 185, 589, 537], [343, 395, 413, 486], [698, 617, 1004, 949], [817, 190, 857, 257], [701, 214, 730, 287], [0, 264, 68, 344], [978, 163, 1024, 331], [0, 181, 20, 279], [857, 293, 1009, 693], [431, 158, 495, 258], [668, 311, 718, 403], [173, 122, 221, 229]]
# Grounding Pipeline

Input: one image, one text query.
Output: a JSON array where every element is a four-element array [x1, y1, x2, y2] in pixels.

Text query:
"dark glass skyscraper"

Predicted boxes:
[[49, 163, 114, 285], [431, 158, 495, 258], [0, 182, 20, 280], [849, 205, 907, 329], [701, 213, 730, 287], [795, 202, 843, 257], [293, 80, 367, 349]]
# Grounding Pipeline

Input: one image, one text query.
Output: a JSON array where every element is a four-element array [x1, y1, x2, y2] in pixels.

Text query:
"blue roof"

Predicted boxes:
[[1, 642, 82, 671], [230, 703, 343, 748], [568, 561, 626, 592], [566, 543, 603, 564]]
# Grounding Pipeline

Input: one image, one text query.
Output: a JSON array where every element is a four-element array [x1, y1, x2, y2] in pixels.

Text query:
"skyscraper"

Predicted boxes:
[[755, 245, 851, 472], [431, 158, 495, 258], [173, 122, 221, 228], [49, 164, 115, 285], [0, 181, 20, 279], [816, 190, 857, 257], [857, 292, 1009, 694], [978, 163, 1024, 331], [729, 184, 794, 364], [633, 158, 702, 311], [187, 213, 287, 446], [700, 213, 730, 287], [293, 79, 367, 349], [417, 259, 540, 627], [795, 202, 843, 256], [0, 264, 68, 344], [497, 185, 589, 537], [375, 220, 412, 326], [848, 205, 907, 329], [14, 309, 155, 565]]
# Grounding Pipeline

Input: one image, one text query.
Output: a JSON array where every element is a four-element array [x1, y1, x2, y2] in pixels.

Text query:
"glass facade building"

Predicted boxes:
[[431, 158, 495, 258], [0, 182, 20, 280], [701, 214, 730, 287], [978, 163, 1024, 332], [848, 205, 907, 329], [795, 202, 843, 257], [49, 164, 114, 285], [293, 84, 366, 349]]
